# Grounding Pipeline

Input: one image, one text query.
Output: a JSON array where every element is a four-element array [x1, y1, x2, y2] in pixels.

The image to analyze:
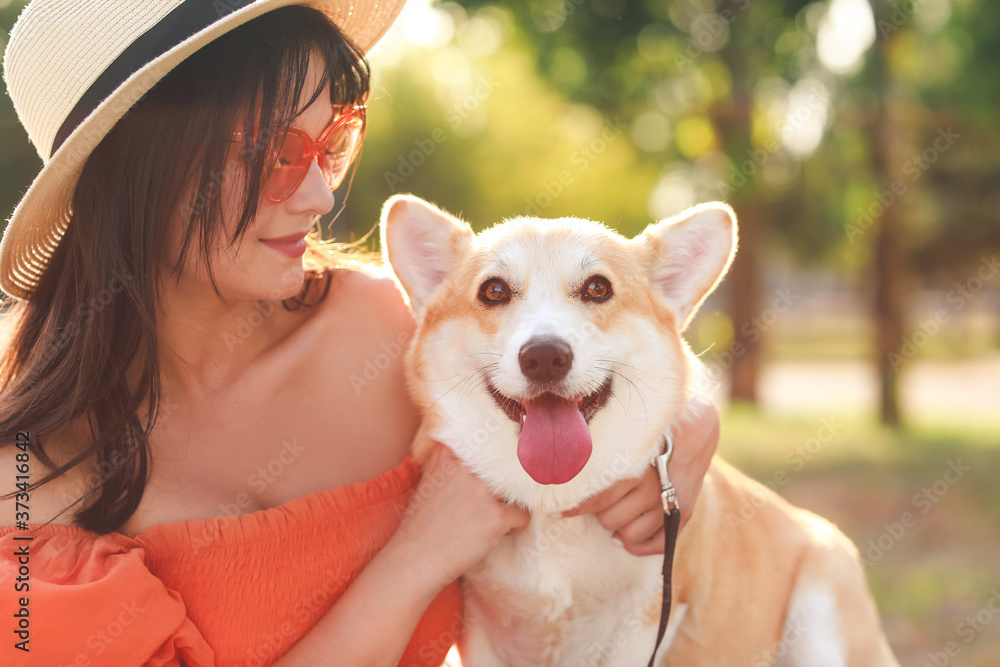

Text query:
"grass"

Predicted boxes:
[[718, 406, 1000, 665]]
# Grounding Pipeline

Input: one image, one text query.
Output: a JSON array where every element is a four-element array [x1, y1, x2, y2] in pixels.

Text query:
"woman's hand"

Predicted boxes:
[[391, 443, 530, 591], [559, 397, 720, 556]]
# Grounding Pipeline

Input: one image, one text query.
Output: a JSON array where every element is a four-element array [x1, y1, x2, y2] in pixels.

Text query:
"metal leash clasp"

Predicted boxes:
[[650, 433, 679, 515]]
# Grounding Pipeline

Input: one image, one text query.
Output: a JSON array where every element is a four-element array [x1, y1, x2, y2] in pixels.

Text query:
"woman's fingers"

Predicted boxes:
[[612, 507, 664, 546], [669, 397, 720, 531], [561, 475, 637, 518], [620, 526, 666, 557], [591, 471, 660, 533]]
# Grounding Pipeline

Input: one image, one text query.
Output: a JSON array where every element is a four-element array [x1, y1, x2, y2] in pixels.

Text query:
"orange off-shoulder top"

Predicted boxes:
[[0, 456, 462, 666]]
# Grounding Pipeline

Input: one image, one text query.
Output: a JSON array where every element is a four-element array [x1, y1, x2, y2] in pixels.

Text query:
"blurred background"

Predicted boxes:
[[2, 0, 998, 661]]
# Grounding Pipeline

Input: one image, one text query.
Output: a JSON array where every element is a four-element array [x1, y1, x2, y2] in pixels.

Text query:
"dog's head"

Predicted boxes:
[[382, 195, 736, 511]]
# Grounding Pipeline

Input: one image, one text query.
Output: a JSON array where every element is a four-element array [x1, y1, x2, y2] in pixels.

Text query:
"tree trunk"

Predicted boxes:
[[874, 207, 902, 426], [728, 202, 761, 403], [716, 2, 762, 405], [869, 13, 906, 426]]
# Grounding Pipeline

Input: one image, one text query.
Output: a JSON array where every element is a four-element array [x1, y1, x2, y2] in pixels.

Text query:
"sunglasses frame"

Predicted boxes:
[[234, 105, 366, 203]]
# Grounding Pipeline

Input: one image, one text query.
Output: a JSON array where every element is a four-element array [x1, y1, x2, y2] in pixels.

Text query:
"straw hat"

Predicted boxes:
[[0, 0, 406, 300]]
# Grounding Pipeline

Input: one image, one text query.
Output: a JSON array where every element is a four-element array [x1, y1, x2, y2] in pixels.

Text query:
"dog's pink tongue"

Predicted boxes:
[[517, 394, 592, 485]]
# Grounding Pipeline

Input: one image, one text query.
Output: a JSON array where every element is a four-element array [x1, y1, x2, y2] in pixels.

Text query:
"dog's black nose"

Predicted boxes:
[[519, 337, 573, 383]]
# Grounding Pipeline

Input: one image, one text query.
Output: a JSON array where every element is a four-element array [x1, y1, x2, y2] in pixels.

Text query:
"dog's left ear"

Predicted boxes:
[[381, 195, 474, 316], [638, 203, 738, 331]]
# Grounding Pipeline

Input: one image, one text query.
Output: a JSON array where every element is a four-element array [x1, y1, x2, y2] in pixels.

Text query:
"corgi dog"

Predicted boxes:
[[381, 195, 898, 666]]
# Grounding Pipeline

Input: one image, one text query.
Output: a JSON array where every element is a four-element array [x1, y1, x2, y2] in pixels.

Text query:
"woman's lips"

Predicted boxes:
[[260, 231, 308, 258]]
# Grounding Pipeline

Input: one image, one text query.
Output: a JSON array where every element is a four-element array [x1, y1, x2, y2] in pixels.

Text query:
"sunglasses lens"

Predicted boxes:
[[266, 131, 310, 202], [319, 117, 364, 190], [263, 109, 365, 202]]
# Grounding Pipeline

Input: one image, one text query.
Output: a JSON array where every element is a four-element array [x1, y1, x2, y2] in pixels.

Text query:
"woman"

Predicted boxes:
[[0, 1, 719, 665]]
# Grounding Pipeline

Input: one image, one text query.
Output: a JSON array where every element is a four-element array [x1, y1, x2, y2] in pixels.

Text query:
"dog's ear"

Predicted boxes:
[[381, 195, 474, 316], [638, 203, 738, 331]]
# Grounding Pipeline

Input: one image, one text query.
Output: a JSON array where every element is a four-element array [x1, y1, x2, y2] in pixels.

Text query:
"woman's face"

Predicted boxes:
[[166, 54, 340, 305]]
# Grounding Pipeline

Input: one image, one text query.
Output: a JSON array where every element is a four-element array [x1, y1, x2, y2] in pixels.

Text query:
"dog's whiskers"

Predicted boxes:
[[460, 370, 495, 404], [463, 351, 503, 360], [429, 368, 486, 412], [597, 358, 652, 385], [595, 365, 650, 434]]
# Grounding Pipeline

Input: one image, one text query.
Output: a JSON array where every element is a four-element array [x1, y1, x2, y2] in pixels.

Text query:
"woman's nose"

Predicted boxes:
[[287, 159, 335, 216]]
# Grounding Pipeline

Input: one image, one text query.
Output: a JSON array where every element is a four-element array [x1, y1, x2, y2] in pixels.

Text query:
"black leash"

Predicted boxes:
[[647, 434, 681, 667]]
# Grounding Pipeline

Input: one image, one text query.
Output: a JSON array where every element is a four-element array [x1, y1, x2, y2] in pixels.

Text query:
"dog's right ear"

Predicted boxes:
[[638, 202, 738, 331], [381, 195, 474, 316]]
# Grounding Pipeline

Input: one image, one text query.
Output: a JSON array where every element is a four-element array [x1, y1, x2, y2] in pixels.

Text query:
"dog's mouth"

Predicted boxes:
[[487, 377, 612, 485], [487, 376, 613, 426]]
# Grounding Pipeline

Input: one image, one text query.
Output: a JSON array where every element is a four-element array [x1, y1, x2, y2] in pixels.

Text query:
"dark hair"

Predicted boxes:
[[0, 6, 370, 533]]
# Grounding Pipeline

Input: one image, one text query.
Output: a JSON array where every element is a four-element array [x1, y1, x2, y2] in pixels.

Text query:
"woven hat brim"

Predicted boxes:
[[0, 0, 405, 300]]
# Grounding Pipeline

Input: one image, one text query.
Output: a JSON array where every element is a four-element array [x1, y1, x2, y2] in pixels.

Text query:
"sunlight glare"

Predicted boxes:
[[816, 0, 875, 76]]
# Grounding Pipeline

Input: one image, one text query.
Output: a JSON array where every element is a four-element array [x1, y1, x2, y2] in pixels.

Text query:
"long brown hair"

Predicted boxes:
[[0, 6, 371, 534]]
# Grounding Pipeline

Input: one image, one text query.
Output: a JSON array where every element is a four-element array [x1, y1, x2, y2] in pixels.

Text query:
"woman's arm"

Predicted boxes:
[[272, 528, 445, 667], [275, 445, 529, 666], [560, 397, 720, 555]]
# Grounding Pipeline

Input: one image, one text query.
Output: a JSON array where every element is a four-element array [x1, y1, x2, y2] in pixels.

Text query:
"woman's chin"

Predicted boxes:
[[268, 263, 306, 300]]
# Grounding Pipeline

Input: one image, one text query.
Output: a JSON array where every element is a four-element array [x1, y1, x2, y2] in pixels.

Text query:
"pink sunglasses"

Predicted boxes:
[[234, 105, 366, 203]]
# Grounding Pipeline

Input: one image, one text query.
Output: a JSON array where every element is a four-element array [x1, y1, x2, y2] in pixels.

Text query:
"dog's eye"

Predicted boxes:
[[582, 276, 613, 302], [479, 278, 511, 305]]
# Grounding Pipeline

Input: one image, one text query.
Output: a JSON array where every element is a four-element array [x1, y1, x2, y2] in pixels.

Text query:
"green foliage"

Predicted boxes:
[[0, 0, 41, 237], [2, 0, 997, 275], [428, 0, 1000, 273]]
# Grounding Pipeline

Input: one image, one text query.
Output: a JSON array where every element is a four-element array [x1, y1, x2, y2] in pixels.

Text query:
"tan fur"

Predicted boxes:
[[382, 196, 897, 666]]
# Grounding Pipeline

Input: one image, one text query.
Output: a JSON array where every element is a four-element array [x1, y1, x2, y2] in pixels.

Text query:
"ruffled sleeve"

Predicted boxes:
[[0, 525, 215, 667]]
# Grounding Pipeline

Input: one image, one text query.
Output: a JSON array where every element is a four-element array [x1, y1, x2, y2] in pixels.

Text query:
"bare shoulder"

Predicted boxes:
[[313, 265, 418, 364], [305, 265, 422, 467], [323, 264, 416, 336]]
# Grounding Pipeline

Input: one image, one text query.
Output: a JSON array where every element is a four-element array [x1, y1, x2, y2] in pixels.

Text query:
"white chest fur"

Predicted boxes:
[[460, 512, 679, 667]]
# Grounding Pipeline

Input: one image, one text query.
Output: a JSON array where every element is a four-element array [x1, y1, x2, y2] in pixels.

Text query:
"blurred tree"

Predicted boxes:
[[867, 12, 906, 426], [446, 0, 1000, 421], [451, 0, 822, 405], [841, 0, 1000, 423], [2, 0, 997, 427]]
